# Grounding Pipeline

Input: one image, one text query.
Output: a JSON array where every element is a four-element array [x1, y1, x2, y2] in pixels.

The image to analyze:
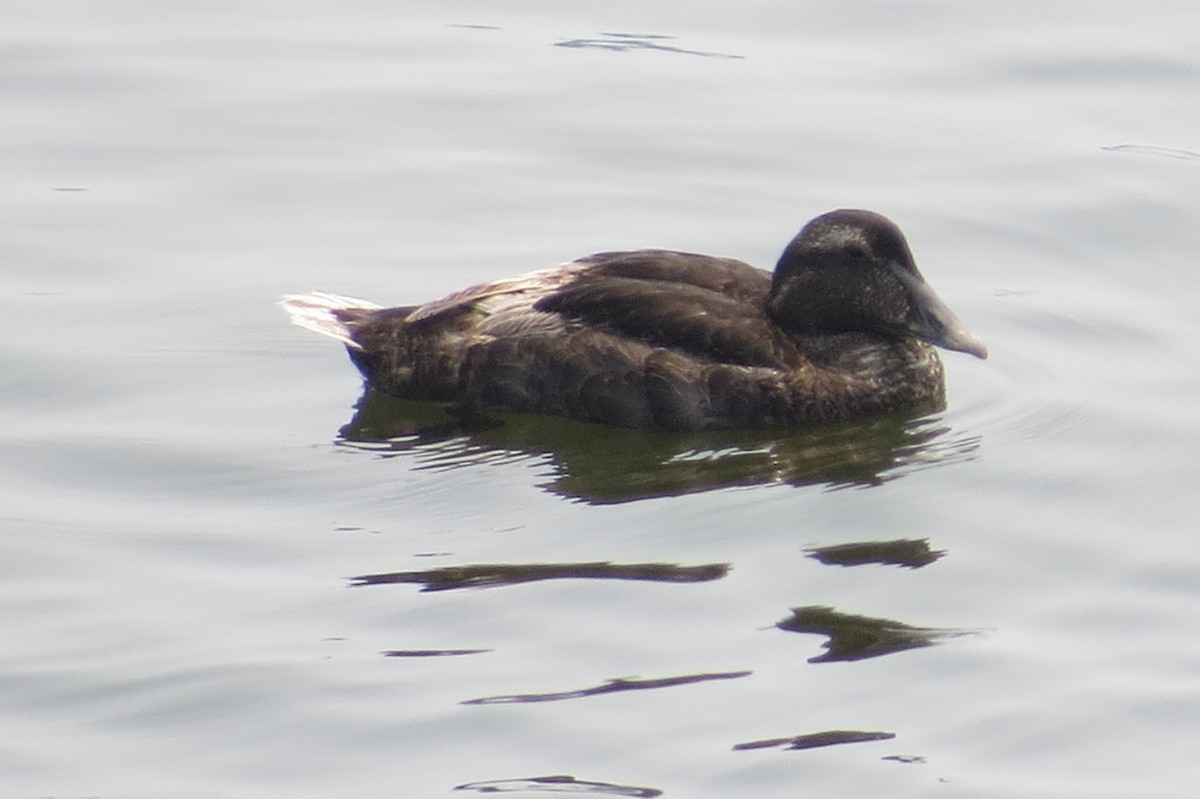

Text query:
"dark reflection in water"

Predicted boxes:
[[350, 561, 729, 590], [383, 648, 491, 657], [734, 729, 896, 751], [455, 774, 661, 797], [336, 391, 980, 504], [462, 670, 751, 706], [554, 31, 743, 59], [805, 538, 946, 569], [777, 606, 978, 663], [882, 754, 927, 764], [1102, 143, 1200, 160]]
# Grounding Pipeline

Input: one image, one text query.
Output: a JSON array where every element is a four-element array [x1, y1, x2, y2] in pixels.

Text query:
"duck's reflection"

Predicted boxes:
[[382, 648, 491, 658], [554, 32, 744, 59], [351, 561, 729, 590], [455, 774, 661, 797], [805, 538, 946, 569], [462, 670, 751, 706], [335, 390, 980, 504], [733, 729, 896, 752], [777, 606, 979, 663]]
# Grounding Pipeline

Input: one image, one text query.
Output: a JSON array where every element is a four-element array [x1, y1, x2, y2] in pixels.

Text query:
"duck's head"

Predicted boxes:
[[767, 209, 987, 359]]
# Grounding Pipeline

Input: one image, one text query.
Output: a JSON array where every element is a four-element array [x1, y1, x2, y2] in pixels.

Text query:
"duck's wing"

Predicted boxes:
[[534, 250, 788, 367], [403, 266, 588, 327], [403, 250, 770, 327], [567, 249, 772, 303]]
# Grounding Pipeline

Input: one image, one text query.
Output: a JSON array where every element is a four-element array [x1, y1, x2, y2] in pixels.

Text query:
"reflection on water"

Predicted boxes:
[[776, 606, 979, 663], [462, 670, 751, 706], [881, 754, 926, 764], [1101, 144, 1200, 161], [336, 391, 981, 503], [382, 648, 491, 658], [805, 538, 946, 569], [455, 774, 662, 797], [733, 729, 896, 752], [554, 32, 744, 59], [350, 561, 729, 590]]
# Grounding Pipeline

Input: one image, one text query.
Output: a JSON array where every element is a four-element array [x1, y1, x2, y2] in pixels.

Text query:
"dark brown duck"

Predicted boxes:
[[282, 209, 986, 430]]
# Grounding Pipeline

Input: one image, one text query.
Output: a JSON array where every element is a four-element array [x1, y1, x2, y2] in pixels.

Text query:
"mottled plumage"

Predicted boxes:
[[282, 209, 986, 430]]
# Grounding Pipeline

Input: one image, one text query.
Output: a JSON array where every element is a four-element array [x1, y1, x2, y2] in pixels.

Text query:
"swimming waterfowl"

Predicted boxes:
[[282, 209, 986, 430]]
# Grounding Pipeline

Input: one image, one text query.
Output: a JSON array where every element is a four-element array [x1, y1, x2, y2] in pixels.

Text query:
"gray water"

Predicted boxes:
[[4, 2, 1200, 797]]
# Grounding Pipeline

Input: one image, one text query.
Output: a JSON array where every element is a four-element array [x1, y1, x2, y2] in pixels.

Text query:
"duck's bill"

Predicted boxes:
[[890, 262, 989, 360]]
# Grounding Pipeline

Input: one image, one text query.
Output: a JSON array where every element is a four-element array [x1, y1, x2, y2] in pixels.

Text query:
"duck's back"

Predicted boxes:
[[283, 249, 943, 429]]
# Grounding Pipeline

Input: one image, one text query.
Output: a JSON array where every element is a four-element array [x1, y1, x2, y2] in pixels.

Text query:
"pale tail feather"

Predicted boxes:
[[279, 292, 382, 350]]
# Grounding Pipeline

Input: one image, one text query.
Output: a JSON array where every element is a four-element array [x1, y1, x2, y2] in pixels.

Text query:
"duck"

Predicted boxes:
[[281, 209, 986, 430]]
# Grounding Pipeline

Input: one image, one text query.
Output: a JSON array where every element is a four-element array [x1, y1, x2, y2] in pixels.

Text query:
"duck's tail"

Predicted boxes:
[[279, 292, 382, 351]]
